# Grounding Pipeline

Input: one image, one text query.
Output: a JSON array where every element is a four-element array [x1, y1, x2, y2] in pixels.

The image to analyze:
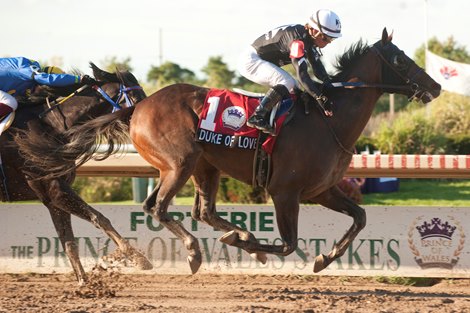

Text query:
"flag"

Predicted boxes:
[[425, 50, 470, 96]]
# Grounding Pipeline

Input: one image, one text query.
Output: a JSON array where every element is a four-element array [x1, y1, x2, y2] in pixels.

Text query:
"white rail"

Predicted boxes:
[[76, 154, 470, 178]]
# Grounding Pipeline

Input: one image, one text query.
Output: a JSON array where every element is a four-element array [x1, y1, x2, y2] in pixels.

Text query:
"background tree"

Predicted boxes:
[[201, 56, 235, 88], [414, 36, 470, 68], [147, 61, 198, 88], [101, 56, 133, 72]]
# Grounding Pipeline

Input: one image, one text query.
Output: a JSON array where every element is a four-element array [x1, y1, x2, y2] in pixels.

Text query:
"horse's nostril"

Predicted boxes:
[[433, 82, 442, 90]]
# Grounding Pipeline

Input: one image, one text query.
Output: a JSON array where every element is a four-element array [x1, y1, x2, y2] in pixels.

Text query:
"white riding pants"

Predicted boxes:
[[237, 46, 298, 92], [0, 90, 18, 110]]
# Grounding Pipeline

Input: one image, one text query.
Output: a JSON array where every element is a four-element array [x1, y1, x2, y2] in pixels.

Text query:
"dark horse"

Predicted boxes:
[[7, 64, 151, 284], [18, 29, 441, 274]]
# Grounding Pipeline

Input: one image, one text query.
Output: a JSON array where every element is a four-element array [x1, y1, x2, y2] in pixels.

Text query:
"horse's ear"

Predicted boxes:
[[89, 62, 117, 82], [381, 28, 393, 45]]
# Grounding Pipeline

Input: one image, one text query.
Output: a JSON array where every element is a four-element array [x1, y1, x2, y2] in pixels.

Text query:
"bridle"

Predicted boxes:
[[92, 84, 143, 111], [315, 41, 430, 156], [39, 82, 143, 119], [330, 42, 429, 102]]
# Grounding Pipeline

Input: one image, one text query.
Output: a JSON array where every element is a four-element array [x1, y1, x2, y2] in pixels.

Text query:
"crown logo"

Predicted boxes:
[[416, 218, 456, 240], [227, 108, 244, 118], [440, 66, 458, 80], [222, 106, 246, 131]]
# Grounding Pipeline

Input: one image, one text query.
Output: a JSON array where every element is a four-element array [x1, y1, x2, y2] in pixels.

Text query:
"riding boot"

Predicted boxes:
[[247, 85, 288, 136]]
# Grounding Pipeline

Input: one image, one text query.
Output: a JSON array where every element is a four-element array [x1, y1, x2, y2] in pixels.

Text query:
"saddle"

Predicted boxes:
[[196, 88, 297, 189]]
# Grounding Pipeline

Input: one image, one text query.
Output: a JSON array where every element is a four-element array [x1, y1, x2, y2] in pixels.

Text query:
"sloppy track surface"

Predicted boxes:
[[0, 271, 468, 313]]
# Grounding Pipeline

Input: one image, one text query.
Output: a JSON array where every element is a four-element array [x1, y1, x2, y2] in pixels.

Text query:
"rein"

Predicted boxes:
[[329, 81, 413, 91], [315, 43, 423, 156], [328, 45, 424, 97], [38, 85, 89, 119], [38, 83, 142, 119]]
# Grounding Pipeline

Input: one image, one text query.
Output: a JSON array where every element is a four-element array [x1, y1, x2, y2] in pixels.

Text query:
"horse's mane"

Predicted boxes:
[[330, 39, 370, 82]]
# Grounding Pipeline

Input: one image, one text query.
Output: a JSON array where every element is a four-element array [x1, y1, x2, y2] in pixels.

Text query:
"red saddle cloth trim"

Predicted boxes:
[[197, 88, 286, 154]]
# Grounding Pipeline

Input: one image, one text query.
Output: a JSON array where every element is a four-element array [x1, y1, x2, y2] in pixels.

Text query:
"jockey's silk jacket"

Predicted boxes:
[[0, 57, 80, 96]]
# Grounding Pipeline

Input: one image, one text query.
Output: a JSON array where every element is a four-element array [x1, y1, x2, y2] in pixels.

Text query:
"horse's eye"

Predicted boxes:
[[392, 54, 407, 70]]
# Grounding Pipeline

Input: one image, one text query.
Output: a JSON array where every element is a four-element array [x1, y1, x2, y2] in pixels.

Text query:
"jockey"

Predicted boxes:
[[0, 57, 96, 121], [238, 9, 342, 135]]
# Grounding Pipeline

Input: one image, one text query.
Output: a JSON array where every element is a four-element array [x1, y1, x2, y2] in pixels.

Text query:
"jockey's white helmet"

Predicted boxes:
[[308, 9, 342, 38]]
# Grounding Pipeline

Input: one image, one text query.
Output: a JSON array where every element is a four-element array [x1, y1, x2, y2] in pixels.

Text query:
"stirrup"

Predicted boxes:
[[255, 123, 276, 136], [261, 126, 276, 136]]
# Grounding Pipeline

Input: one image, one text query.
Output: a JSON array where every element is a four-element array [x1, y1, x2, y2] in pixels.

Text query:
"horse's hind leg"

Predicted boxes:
[[28, 178, 153, 279], [191, 159, 267, 263], [311, 185, 367, 273], [215, 192, 301, 257], [47, 207, 86, 285], [149, 167, 203, 274]]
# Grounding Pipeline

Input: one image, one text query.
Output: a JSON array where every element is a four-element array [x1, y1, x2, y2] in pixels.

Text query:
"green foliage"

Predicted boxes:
[[429, 92, 470, 136], [72, 177, 132, 202], [233, 76, 268, 93], [414, 36, 470, 68], [447, 134, 470, 154], [374, 109, 447, 154], [362, 179, 470, 207], [101, 56, 133, 72], [201, 56, 235, 88], [176, 180, 195, 197], [217, 177, 267, 204], [147, 61, 199, 88], [373, 94, 409, 115], [355, 135, 378, 153]]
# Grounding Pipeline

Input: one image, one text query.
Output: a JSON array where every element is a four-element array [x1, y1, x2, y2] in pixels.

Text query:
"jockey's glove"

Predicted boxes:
[[315, 95, 333, 117], [81, 75, 97, 86]]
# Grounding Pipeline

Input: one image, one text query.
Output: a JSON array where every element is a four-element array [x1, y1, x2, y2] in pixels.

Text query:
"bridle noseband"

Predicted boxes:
[[93, 84, 143, 111], [39, 83, 143, 119], [370, 43, 426, 101]]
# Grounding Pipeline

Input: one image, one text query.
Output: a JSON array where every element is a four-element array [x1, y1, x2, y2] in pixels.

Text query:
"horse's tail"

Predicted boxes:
[[16, 106, 135, 179]]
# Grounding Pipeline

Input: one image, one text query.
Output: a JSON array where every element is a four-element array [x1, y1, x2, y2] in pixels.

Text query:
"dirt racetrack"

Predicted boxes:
[[0, 270, 468, 313]]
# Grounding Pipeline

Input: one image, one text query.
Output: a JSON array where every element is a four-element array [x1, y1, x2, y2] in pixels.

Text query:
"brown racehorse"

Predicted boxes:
[[9, 64, 152, 285], [18, 29, 441, 274]]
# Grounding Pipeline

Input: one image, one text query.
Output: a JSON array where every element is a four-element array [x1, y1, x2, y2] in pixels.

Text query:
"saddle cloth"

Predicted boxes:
[[196, 88, 289, 154]]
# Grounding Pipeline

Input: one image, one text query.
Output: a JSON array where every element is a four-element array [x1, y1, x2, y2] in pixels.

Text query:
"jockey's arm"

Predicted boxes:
[[291, 56, 323, 99], [33, 73, 81, 87], [305, 48, 331, 84]]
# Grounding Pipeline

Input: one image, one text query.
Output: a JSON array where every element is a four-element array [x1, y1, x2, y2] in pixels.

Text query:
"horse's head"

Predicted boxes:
[[372, 28, 441, 103], [20, 63, 147, 133], [90, 62, 147, 107]]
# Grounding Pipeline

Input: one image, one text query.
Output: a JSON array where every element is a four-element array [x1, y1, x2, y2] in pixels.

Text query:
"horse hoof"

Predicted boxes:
[[313, 254, 328, 273], [128, 248, 153, 270], [77, 276, 88, 287], [250, 252, 267, 264], [219, 230, 238, 245], [136, 255, 154, 270], [187, 254, 202, 274]]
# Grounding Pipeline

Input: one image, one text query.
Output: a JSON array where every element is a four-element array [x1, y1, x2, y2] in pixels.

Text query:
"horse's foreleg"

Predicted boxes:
[[47, 207, 87, 285], [311, 185, 367, 273]]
